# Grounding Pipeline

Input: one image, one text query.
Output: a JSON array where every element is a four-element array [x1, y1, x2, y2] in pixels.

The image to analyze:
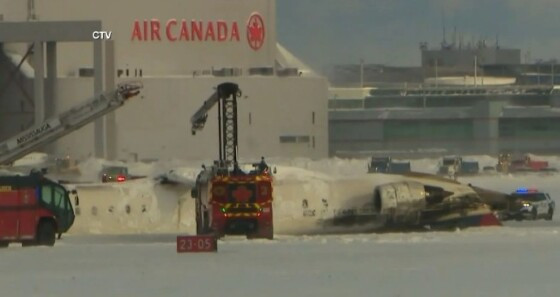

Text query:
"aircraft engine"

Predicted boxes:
[[373, 181, 453, 224]]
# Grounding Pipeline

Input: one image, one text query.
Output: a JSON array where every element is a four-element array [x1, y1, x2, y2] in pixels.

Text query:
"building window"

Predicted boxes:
[[249, 112, 252, 125], [297, 136, 310, 143], [312, 112, 315, 124], [280, 135, 311, 144], [280, 136, 297, 143], [384, 120, 473, 140], [499, 118, 560, 138]]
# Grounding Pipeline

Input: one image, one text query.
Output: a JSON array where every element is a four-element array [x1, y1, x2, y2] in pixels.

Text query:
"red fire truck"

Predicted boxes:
[[0, 173, 76, 247], [189, 83, 274, 239], [192, 161, 274, 239]]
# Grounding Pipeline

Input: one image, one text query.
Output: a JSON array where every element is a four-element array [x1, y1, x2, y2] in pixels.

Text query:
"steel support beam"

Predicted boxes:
[[105, 40, 117, 160], [93, 40, 105, 158], [0, 21, 101, 42], [45, 41, 57, 119], [33, 41, 44, 125]]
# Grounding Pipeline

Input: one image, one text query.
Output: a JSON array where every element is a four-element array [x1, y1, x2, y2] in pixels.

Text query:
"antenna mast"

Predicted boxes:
[[441, 10, 447, 47]]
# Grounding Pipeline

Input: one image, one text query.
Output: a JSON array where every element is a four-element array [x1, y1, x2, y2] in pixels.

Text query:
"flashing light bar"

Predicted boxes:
[[516, 187, 538, 193]]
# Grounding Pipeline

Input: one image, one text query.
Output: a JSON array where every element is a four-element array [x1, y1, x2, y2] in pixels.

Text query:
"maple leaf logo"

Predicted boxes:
[[246, 13, 265, 51], [232, 185, 253, 203]]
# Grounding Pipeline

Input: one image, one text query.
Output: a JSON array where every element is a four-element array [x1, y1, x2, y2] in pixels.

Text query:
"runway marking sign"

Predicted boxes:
[[177, 235, 217, 253]]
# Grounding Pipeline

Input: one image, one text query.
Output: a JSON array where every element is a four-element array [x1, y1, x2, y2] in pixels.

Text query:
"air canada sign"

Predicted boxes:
[[131, 12, 265, 51]]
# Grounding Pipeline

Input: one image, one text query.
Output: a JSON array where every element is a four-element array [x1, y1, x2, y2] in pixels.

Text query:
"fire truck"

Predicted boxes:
[[190, 83, 274, 239], [0, 172, 77, 247]]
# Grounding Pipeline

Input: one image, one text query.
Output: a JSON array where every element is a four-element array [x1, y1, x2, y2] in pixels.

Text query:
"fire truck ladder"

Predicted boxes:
[[190, 82, 241, 167], [0, 82, 143, 165]]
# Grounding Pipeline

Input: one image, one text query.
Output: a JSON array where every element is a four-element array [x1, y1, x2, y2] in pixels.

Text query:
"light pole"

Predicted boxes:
[[360, 59, 364, 88]]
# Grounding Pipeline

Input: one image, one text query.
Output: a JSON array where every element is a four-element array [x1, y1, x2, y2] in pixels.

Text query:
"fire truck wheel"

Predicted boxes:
[[203, 212, 210, 233], [36, 221, 56, 246], [204, 212, 211, 234], [0, 241, 8, 248], [196, 213, 203, 234], [196, 220, 203, 235], [196, 211, 210, 235]]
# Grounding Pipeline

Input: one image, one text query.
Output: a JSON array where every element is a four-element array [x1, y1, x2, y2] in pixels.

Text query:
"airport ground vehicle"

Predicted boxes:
[[0, 173, 77, 247], [368, 156, 411, 173], [51, 157, 80, 175], [100, 166, 129, 183], [437, 156, 479, 177], [496, 153, 556, 173], [500, 188, 555, 221], [190, 83, 274, 239]]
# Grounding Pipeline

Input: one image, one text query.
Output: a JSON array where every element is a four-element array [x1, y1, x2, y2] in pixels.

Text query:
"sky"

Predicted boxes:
[[276, 0, 560, 72]]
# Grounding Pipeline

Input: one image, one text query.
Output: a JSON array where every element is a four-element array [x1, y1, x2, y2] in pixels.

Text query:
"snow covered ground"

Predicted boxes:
[[2, 227, 560, 297], [3, 156, 560, 297]]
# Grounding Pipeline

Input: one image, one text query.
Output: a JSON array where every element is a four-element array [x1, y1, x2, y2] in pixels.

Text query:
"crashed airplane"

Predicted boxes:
[[159, 168, 509, 235], [371, 172, 505, 230]]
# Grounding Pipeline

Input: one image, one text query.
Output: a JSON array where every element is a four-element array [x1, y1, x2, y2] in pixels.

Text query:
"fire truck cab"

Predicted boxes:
[[192, 160, 274, 239], [0, 173, 76, 247]]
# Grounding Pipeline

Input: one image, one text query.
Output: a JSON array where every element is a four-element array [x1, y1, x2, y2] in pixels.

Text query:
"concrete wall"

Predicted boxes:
[[0, 0, 277, 76], [51, 76, 328, 160]]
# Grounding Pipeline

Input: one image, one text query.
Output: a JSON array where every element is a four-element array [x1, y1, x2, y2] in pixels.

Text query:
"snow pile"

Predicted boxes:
[[70, 179, 195, 235]]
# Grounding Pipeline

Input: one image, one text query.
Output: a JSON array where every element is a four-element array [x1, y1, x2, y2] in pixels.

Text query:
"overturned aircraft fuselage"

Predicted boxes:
[[272, 171, 505, 234]]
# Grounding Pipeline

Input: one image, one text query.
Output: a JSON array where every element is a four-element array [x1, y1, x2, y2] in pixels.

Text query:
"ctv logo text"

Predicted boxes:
[[92, 31, 113, 40]]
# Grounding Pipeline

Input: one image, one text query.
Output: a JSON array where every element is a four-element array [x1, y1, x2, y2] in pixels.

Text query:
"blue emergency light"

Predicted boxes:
[[516, 187, 537, 193], [516, 187, 528, 193]]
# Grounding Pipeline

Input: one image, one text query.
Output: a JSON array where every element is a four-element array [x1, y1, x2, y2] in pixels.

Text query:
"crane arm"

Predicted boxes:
[[0, 81, 143, 165], [190, 83, 241, 165], [190, 82, 240, 135]]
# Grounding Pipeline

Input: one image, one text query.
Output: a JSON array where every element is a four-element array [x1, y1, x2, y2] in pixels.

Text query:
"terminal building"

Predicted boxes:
[[328, 41, 560, 157], [0, 0, 328, 161]]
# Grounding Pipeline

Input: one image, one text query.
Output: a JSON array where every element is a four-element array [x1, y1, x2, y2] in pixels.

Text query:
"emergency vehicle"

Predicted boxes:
[[502, 188, 555, 221], [0, 173, 76, 247], [191, 161, 274, 239], [189, 83, 274, 239]]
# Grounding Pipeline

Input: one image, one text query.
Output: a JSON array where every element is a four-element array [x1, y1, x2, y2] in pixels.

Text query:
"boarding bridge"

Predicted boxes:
[[0, 82, 143, 165]]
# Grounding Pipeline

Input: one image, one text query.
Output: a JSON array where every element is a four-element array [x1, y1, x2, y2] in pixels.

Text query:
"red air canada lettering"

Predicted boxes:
[[131, 19, 240, 42], [131, 12, 265, 50]]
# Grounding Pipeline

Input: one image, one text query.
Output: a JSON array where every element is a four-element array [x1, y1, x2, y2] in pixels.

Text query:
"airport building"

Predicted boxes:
[[0, 0, 328, 161], [328, 43, 560, 158]]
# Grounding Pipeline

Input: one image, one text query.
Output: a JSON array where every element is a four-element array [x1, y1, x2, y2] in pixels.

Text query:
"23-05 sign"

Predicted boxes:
[[177, 235, 217, 253]]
